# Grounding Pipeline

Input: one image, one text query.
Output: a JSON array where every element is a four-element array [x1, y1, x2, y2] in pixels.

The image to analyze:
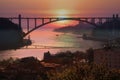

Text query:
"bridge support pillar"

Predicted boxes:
[[99, 18, 102, 24], [34, 18, 37, 28], [85, 18, 88, 22], [91, 18, 95, 24], [50, 18, 52, 22], [27, 18, 29, 32], [42, 18, 44, 24], [18, 14, 21, 28]]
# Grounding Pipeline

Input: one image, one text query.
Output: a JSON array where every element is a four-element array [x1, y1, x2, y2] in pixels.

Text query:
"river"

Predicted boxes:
[[0, 28, 102, 60]]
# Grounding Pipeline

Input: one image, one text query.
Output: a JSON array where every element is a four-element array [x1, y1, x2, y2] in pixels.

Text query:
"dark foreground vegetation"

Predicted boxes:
[[0, 50, 120, 80]]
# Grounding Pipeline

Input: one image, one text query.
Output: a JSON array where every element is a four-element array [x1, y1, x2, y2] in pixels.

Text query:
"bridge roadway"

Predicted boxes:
[[6, 14, 120, 37]]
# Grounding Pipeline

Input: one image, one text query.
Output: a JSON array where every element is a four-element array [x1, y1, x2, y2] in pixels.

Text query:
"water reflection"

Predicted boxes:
[[0, 29, 102, 60]]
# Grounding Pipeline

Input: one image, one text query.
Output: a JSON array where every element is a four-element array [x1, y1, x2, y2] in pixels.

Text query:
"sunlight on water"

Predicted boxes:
[[0, 28, 102, 60]]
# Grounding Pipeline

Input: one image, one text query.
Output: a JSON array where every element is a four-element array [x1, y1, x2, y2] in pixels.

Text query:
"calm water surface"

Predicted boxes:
[[0, 28, 102, 60]]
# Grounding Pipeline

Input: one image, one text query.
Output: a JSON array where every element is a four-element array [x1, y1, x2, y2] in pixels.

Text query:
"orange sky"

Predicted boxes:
[[0, 0, 120, 17]]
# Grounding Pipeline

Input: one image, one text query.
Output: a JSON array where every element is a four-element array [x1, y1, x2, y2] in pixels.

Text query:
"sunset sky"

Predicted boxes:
[[0, 0, 120, 17]]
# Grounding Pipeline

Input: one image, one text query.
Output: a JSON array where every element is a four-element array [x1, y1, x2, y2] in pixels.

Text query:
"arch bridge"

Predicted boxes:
[[8, 15, 115, 37]]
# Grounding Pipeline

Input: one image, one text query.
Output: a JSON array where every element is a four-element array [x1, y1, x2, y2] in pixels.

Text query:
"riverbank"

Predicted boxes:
[[82, 34, 108, 42]]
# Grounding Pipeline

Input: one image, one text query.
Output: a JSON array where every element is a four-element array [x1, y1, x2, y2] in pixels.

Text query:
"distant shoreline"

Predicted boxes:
[[82, 36, 108, 42]]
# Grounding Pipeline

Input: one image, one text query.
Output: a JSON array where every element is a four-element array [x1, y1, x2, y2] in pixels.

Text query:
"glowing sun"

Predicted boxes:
[[56, 9, 69, 17], [53, 9, 78, 27]]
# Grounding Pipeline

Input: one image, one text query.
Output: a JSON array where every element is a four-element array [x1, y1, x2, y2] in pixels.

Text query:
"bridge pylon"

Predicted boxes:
[[18, 14, 22, 29]]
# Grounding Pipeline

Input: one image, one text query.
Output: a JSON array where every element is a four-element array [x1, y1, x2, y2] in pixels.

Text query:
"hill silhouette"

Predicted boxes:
[[0, 18, 22, 30], [54, 22, 94, 35], [0, 18, 31, 50]]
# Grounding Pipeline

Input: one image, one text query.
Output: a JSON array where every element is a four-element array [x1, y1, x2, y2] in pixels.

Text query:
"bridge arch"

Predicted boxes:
[[24, 18, 98, 37]]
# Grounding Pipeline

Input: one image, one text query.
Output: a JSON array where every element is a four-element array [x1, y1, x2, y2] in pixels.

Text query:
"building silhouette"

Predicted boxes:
[[92, 14, 120, 40], [94, 49, 120, 69]]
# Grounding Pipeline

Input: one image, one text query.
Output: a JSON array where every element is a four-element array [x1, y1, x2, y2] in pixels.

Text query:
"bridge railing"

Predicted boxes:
[[6, 14, 120, 37]]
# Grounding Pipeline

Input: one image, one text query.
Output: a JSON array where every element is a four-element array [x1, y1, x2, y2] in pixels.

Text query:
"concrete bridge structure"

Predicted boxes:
[[7, 14, 119, 37]]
